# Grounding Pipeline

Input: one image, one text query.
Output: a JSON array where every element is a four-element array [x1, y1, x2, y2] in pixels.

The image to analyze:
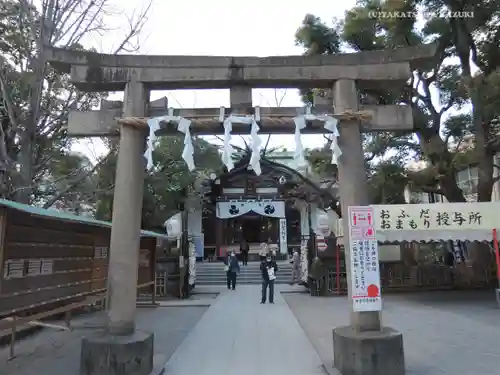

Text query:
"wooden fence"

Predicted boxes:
[[310, 248, 497, 296]]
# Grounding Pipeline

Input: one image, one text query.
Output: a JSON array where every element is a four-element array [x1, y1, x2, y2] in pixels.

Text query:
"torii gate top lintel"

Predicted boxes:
[[46, 43, 437, 92]]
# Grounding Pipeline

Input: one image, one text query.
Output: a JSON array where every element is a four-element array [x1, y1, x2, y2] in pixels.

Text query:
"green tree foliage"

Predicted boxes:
[[0, 0, 150, 205], [38, 150, 103, 213], [369, 161, 408, 204], [296, 0, 500, 203], [305, 144, 408, 204], [95, 136, 223, 231]]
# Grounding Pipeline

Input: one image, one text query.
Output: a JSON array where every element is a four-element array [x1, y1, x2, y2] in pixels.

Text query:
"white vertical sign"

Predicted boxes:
[[279, 218, 288, 254], [348, 206, 382, 312], [41, 259, 54, 275]]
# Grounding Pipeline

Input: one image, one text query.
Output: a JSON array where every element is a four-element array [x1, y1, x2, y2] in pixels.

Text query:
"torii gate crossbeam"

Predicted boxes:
[[68, 99, 414, 137]]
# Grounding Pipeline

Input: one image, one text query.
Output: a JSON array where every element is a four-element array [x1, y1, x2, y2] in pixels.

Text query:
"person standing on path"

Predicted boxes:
[[289, 248, 300, 285], [224, 251, 240, 290], [240, 239, 249, 266], [260, 252, 278, 304]]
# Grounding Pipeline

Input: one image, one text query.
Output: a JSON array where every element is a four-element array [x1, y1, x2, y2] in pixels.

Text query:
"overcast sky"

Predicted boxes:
[[71, 0, 357, 160]]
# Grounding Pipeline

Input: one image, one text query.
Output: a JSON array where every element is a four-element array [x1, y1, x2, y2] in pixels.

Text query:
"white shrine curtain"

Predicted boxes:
[[216, 200, 285, 219]]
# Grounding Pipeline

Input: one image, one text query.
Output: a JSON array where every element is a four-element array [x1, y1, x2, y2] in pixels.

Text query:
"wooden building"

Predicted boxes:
[[0, 199, 166, 319], [196, 153, 339, 260]]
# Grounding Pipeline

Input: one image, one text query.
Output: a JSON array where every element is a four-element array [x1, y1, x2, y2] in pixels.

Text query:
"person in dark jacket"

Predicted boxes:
[[260, 253, 278, 304], [240, 239, 249, 266], [224, 251, 240, 290]]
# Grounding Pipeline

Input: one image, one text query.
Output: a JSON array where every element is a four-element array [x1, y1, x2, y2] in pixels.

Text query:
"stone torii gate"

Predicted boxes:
[[47, 44, 435, 375]]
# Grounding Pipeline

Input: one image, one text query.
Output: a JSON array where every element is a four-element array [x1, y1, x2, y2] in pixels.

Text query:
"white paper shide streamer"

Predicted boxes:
[[249, 119, 262, 175], [144, 108, 196, 171], [293, 106, 342, 165], [144, 117, 161, 170], [178, 117, 195, 171], [292, 116, 307, 168], [219, 107, 262, 175], [323, 117, 342, 164], [220, 107, 235, 172]]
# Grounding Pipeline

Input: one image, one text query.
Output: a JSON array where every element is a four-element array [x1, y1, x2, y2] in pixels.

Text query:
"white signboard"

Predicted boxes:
[[27, 259, 42, 275], [41, 259, 54, 275], [279, 218, 288, 254], [94, 246, 108, 259], [348, 206, 382, 312], [3, 260, 24, 279], [372, 202, 499, 231]]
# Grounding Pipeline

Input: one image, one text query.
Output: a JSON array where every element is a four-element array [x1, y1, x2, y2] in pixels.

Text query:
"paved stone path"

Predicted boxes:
[[284, 291, 500, 375], [163, 285, 326, 375]]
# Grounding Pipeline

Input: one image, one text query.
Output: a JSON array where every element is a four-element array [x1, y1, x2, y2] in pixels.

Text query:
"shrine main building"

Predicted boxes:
[[183, 151, 339, 261]]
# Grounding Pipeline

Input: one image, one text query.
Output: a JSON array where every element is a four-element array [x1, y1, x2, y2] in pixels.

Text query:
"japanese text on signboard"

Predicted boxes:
[[371, 203, 492, 231], [348, 206, 382, 312]]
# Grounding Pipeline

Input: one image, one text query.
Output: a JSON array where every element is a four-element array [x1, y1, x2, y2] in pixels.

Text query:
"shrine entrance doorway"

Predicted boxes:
[[242, 213, 275, 244], [223, 212, 280, 261]]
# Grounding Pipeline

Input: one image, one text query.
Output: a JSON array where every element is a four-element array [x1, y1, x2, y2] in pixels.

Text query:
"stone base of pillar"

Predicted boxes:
[[495, 288, 500, 308], [333, 326, 404, 375], [80, 330, 154, 375]]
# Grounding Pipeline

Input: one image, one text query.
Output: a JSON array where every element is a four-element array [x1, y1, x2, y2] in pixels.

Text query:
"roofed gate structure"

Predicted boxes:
[[202, 151, 338, 256], [47, 44, 436, 375]]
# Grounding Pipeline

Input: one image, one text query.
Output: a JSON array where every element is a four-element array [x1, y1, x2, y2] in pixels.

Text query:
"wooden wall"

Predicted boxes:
[[0, 207, 157, 318], [138, 237, 156, 290]]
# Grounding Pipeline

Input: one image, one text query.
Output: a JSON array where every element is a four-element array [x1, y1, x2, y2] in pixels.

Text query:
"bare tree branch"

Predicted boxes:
[[273, 89, 287, 107], [262, 134, 271, 155], [113, 1, 152, 54], [0, 0, 152, 204]]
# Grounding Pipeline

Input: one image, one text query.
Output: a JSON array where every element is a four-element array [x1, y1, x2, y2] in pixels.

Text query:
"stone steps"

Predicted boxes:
[[196, 261, 294, 285]]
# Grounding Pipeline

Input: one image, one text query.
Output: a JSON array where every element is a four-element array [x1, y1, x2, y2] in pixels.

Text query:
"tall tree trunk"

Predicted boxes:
[[467, 76, 494, 270], [14, 0, 54, 204], [16, 130, 34, 203], [418, 131, 466, 202], [471, 82, 494, 202]]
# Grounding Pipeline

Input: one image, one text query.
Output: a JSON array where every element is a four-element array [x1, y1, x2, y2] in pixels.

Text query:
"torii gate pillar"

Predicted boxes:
[[332, 80, 405, 375], [80, 79, 154, 375]]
